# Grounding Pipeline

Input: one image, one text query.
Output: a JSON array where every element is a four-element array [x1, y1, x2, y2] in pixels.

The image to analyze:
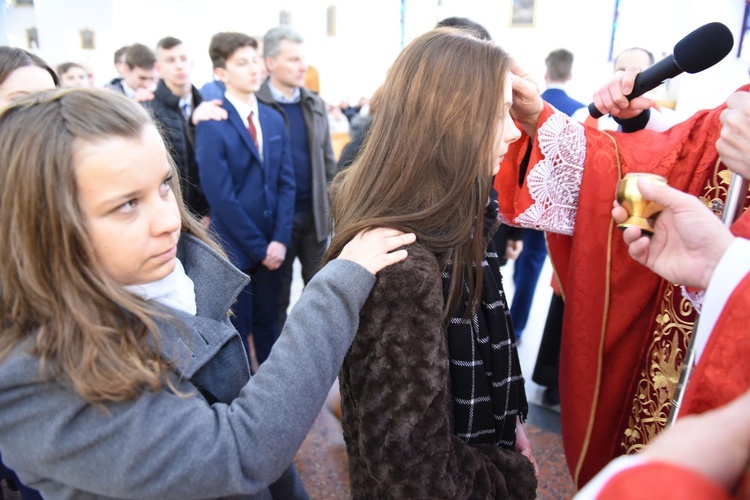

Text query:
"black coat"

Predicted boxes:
[[146, 80, 209, 217]]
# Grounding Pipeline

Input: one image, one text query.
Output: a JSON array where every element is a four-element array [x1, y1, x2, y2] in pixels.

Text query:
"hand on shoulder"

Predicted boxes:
[[337, 228, 416, 275]]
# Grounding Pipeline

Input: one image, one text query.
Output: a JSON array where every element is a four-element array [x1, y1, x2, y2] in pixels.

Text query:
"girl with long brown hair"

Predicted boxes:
[[326, 28, 538, 498], [0, 88, 414, 499], [0, 46, 58, 107]]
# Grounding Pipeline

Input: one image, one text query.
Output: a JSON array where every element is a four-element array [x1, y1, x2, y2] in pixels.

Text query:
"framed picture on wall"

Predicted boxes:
[[13, 0, 34, 6], [510, 0, 536, 27], [280, 10, 291, 26], [80, 29, 95, 50]]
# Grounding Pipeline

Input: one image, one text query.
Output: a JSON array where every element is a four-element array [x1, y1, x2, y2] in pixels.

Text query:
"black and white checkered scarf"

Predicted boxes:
[[444, 192, 528, 449]]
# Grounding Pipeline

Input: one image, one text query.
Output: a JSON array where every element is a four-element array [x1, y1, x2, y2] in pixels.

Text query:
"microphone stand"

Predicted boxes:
[[667, 173, 749, 427]]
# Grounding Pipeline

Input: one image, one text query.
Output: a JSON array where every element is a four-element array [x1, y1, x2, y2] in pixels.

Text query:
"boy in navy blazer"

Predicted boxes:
[[195, 32, 295, 366]]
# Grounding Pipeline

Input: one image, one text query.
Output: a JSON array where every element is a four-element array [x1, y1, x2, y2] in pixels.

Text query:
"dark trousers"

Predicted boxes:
[[533, 292, 564, 389], [277, 211, 327, 330], [0, 452, 42, 500], [232, 262, 282, 366], [510, 228, 548, 336]]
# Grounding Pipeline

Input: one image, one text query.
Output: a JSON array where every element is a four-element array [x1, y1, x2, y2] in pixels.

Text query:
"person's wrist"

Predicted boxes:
[[613, 108, 651, 132], [701, 234, 737, 289]]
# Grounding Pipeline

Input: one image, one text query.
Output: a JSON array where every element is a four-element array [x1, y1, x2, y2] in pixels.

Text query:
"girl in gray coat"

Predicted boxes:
[[0, 88, 414, 499]]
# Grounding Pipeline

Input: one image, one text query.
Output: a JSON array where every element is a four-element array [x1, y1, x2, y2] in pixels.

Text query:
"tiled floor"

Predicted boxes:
[[291, 256, 578, 499]]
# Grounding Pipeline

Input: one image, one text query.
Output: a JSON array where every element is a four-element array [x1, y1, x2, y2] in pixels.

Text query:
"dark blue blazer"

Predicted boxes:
[[541, 88, 585, 117], [195, 97, 295, 271]]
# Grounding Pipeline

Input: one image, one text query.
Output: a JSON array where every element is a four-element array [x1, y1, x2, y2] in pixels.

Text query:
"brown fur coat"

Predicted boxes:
[[339, 243, 538, 499]]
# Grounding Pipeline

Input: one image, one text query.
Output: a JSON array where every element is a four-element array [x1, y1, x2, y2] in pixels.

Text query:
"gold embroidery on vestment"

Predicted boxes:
[[620, 285, 695, 455], [619, 158, 727, 454]]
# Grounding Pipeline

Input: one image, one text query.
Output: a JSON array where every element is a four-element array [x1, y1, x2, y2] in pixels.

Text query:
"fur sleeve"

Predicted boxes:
[[340, 244, 537, 499]]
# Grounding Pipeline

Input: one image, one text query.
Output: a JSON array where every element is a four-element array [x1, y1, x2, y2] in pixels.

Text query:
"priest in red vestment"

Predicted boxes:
[[577, 156, 750, 498], [496, 65, 750, 487]]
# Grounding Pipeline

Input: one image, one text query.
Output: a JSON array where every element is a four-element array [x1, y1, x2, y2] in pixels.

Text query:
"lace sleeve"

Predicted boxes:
[[514, 113, 586, 236]]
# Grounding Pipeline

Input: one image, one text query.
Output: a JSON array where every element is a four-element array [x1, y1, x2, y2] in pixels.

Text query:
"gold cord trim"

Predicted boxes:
[[574, 131, 620, 485]]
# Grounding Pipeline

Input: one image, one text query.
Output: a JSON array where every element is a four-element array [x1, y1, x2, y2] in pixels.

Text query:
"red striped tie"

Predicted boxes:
[[247, 111, 259, 150]]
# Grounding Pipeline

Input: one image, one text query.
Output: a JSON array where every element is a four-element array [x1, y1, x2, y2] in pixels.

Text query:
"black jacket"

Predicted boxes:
[[146, 80, 209, 217]]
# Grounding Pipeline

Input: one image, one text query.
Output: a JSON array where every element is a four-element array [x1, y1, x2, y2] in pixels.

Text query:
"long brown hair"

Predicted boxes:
[[0, 88, 222, 403], [325, 28, 510, 318], [0, 46, 59, 87]]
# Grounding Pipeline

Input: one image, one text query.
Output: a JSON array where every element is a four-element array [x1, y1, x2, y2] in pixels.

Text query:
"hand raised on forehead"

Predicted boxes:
[[507, 62, 543, 137]]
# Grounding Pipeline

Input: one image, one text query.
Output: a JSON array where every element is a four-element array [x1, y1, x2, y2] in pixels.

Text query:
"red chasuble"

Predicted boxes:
[[495, 84, 750, 488], [680, 212, 750, 417], [596, 462, 729, 499], [680, 272, 750, 415]]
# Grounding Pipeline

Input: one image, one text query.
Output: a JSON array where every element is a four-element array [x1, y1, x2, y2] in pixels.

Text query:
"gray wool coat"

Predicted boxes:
[[0, 234, 375, 499]]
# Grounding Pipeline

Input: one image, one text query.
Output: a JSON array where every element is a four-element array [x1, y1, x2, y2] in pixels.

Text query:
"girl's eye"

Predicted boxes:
[[116, 199, 137, 214], [160, 176, 173, 196]]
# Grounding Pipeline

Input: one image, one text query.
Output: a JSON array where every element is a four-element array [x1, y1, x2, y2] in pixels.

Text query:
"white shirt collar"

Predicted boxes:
[[178, 95, 193, 118], [545, 83, 567, 90], [225, 91, 258, 123], [121, 82, 137, 99], [268, 81, 301, 103], [224, 91, 263, 158]]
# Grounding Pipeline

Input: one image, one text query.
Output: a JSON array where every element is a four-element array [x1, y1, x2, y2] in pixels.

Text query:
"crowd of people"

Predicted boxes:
[[0, 13, 748, 500]]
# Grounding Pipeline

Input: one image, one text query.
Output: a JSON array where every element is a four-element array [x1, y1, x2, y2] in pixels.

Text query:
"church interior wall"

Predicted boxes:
[[1, 0, 747, 118]]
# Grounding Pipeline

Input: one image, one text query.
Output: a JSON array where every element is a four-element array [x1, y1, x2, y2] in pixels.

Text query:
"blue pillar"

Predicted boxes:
[[0, 3, 8, 46], [400, 0, 405, 48]]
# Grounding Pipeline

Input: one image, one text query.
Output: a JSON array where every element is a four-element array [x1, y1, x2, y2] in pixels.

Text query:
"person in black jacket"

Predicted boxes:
[[104, 44, 156, 102], [147, 36, 227, 220]]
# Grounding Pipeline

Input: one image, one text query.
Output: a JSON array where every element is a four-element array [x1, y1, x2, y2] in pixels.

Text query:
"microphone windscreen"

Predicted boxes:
[[673, 22, 734, 74]]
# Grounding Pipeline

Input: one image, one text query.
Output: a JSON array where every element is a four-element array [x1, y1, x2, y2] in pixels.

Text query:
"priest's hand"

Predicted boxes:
[[717, 91, 750, 180], [590, 66, 655, 120], [611, 179, 734, 289], [509, 61, 543, 137]]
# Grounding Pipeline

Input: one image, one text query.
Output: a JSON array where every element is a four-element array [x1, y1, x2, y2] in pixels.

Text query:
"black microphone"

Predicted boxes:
[[588, 22, 734, 118]]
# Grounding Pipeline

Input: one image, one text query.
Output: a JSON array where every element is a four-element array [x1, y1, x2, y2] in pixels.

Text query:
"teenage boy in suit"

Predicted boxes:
[[195, 32, 295, 366]]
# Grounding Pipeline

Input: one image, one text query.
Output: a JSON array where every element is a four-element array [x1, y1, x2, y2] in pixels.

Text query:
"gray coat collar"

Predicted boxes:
[[155, 234, 250, 381], [177, 234, 249, 321]]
